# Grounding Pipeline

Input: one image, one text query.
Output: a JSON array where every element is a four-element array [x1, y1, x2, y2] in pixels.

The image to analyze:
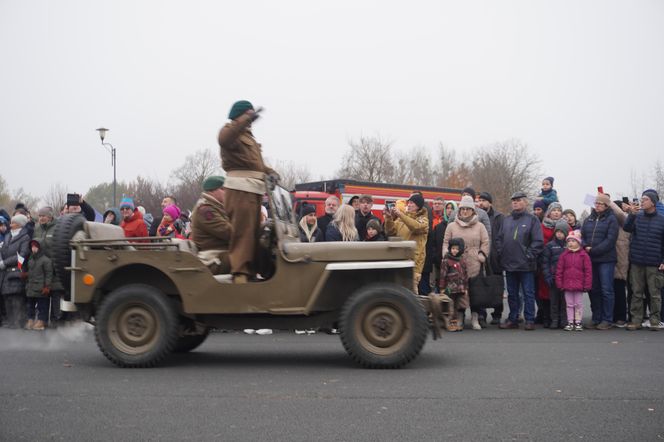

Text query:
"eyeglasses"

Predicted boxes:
[[120, 207, 133, 211]]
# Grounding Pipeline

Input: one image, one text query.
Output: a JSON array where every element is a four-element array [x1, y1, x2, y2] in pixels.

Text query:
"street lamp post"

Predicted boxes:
[[96, 127, 117, 207]]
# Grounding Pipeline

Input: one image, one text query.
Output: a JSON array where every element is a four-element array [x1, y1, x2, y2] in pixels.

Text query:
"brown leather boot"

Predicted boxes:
[[25, 319, 34, 330], [33, 320, 46, 331]]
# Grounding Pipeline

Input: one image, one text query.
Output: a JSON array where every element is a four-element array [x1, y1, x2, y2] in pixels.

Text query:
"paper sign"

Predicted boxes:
[[583, 194, 597, 206]]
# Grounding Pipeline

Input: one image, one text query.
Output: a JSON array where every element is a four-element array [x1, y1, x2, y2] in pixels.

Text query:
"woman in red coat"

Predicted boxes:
[[119, 197, 148, 240], [555, 230, 592, 331]]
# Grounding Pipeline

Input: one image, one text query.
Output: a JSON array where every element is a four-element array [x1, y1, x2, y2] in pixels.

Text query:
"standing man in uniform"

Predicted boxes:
[[190, 176, 233, 275], [218, 100, 278, 284]]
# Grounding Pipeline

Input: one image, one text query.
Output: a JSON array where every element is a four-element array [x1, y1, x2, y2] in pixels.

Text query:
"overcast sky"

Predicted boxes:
[[1, 0, 663, 214]]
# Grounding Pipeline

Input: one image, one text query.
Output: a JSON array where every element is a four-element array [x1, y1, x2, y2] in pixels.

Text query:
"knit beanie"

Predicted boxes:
[[543, 176, 555, 186], [566, 230, 582, 245], [533, 200, 546, 211], [642, 190, 659, 204], [462, 187, 477, 199], [228, 100, 254, 120], [366, 218, 382, 233], [11, 214, 28, 227], [478, 191, 493, 203], [119, 197, 135, 211], [38, 206, 54, 218], [562, 208, 576, 218], [554, 219, 569, 236], [459, 195, 476, 210], [595, 193, 611, 206], [301, 204, 316, 216], [408, 193, 425, 209], [163, 204, 181, 221]]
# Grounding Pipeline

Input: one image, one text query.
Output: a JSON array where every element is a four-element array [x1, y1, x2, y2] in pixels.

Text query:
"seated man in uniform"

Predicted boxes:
[[190, 176, 233, 274]]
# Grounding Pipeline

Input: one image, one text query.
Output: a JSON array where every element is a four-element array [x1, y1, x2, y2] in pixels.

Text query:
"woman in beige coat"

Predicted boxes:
[[443, 196, 490, 330]]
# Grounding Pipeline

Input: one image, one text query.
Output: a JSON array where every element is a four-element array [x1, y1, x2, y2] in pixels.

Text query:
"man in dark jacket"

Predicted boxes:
[[317, 196, 339, 241], [497, 192, 544, 330], [478, 191, 504, 325], [355, 194, 379, 240], [623, 190, 664, 330], [581, 194, 620, 329]]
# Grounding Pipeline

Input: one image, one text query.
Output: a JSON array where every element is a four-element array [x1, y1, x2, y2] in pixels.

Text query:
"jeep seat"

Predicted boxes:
[[84, 222, 126, 240]]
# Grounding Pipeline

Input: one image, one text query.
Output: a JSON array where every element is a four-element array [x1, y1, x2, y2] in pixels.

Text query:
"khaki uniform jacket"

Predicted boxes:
[[218, 114, 275, 175], [442, 215, 490, 278], [385, 207, 429, 273], [190, 193, 233, 251]]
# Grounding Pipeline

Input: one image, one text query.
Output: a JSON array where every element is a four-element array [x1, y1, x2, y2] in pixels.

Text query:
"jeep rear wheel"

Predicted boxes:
[[339, 283, 428, 369], [95, 284, 178, 368]]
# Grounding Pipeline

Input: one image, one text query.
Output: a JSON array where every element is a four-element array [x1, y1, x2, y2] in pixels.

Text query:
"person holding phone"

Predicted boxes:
[[623, 190, 664, 330], [581, 193, 619, 329]]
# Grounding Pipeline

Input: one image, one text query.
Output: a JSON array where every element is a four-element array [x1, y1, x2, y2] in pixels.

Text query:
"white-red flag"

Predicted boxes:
[[17, 252, 25, 271]]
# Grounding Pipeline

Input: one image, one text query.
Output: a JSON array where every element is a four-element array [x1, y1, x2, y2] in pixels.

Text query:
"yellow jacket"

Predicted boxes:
[[385, 207, 429, 273]]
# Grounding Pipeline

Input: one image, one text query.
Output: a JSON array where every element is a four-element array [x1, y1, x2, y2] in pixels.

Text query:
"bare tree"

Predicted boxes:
[[171, 149, 223, 211], [9, 188, 40, 214], [270, 159, 312, 191], [391, 147, 435, 186], [630, 168, 647, 200], [84, 181, 133, 212], [131, 176, 168, 216], [0, 175, 11, 210], [43, 183, 68, 213], [470, 139, 541, 213], [653, 160, 664, 197], [435, 143, 459, 187], [336, 135, 395, 182]]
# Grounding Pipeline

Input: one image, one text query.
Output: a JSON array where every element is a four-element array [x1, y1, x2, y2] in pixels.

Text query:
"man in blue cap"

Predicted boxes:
[[218, 100, 278, 283]]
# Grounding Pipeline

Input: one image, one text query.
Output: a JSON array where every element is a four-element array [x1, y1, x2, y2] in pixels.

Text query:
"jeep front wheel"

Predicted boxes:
[[339, 283, 428, 369], [95, 284, 178, 368]]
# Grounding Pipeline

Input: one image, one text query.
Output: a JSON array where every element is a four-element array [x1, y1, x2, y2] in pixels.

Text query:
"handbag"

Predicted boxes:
[[469, 253, 504, 310]]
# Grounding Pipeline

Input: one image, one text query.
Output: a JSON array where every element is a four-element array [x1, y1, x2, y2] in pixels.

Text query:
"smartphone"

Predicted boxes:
[[597, 186, 604, 194], [66, 193, 81, 206], [385, 201, 395, 211], [622, 197, 629, 204]]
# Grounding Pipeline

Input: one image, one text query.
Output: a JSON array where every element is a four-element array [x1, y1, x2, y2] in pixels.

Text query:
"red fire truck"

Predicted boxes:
[[292, 179, 463, 220]]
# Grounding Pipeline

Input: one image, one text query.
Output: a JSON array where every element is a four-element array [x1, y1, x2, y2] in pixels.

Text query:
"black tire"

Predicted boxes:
[[52, 214, 86, 293], [173, 328, 210, 353], [95, 284, 179, 368], [339, 283, 428, 369]]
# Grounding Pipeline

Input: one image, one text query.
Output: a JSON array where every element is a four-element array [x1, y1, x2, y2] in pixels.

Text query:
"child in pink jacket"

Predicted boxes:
[[555, 230, 592, 331]]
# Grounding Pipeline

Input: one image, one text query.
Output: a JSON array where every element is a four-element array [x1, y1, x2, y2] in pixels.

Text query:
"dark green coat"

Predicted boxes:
[[32, 220, 63, 291], [26, 247, 53, 298]]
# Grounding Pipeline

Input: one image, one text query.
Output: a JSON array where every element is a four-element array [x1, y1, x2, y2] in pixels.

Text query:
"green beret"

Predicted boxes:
[[228, 100, 254, 120], [202, 176, 225, 191]]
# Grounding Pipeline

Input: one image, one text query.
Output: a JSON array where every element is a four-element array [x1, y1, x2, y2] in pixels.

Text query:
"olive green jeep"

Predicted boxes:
[[53, 185, 443, 369]]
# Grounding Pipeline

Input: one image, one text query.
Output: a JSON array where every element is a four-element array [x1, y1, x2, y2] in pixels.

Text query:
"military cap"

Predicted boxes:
[[202, 176, 226, 191]]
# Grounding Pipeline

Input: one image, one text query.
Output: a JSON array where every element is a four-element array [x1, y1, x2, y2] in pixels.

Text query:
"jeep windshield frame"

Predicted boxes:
[[269, 184, 300, 240]]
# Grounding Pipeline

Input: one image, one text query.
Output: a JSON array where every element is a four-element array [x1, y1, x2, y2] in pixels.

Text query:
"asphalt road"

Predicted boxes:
[[1, 323, 663, 441]]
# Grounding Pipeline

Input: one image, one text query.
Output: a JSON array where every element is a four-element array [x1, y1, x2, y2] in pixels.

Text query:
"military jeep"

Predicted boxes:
[[53, 184, 439, 369]]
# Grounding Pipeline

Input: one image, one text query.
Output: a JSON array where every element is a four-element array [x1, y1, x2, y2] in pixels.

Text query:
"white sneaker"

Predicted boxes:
[[305, 329, 316, 335], [243, 329, 255, 334], [641, 321, 650, 328], [650, 321, 664, 330], [256, 329, 273, 335], [295, 330, 306, 335]]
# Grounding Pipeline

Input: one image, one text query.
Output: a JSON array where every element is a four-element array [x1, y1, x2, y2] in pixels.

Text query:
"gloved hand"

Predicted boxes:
[[41, 286, 51, 296], [0, 260, 5, 270], [20, 272, 29, 280]]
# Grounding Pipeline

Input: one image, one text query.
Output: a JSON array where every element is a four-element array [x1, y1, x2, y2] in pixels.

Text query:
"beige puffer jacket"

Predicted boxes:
[[442, 214, 490, 278]]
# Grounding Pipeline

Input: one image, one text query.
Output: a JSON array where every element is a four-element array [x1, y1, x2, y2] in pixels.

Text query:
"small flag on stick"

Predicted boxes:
[[17, 252, 25, 271]]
